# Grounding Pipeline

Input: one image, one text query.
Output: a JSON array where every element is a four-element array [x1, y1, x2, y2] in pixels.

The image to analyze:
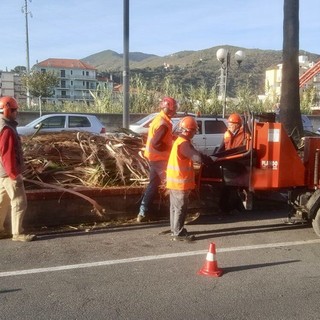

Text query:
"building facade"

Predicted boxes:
[[0, 71, 26, 103], [264, 55, 320, 107], [32, 58, 112, 104]]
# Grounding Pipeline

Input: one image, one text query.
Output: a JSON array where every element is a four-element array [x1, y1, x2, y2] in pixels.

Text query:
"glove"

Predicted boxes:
[[200, 154, 216, 166]]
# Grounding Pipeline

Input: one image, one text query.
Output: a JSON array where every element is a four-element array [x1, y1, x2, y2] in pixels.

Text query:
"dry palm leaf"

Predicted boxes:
[[22, 131, 150, 189]]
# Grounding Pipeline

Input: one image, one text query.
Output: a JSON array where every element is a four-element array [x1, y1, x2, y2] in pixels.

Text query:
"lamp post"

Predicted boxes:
[[216, 48, 245, 118]]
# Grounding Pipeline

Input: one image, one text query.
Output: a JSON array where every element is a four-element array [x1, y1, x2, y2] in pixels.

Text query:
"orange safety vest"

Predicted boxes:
[[166, 136, 195, 191], [223, 126, 249, 150], [144, 110, 173, 161]]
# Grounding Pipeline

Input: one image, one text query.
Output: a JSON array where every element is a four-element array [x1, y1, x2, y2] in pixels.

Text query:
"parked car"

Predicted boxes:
[[301, 115, 313, 132], [173, 117, 228, 155], [130, 113, 227, 155], [276, 113, 313, 132], [129, 112, 196, 136], [17, 114, 106, 135]]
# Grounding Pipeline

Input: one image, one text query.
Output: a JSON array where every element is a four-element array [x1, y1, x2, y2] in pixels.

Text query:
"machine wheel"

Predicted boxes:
[[312, 208, 320, 237]]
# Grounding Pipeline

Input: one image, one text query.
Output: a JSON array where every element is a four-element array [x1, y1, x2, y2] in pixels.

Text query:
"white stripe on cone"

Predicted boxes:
[[206, 252, 215, 261]]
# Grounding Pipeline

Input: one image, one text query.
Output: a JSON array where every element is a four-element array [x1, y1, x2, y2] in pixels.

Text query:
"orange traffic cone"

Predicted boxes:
[[197, 242, 223, 277]]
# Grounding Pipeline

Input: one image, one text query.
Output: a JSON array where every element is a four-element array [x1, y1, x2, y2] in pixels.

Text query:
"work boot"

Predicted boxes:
[[171, 234, 196, 242], [136, 214, 146, 223], [12, 234, 36, 242]]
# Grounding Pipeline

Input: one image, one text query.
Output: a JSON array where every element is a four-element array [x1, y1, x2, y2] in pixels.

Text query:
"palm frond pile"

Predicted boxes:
[[21, 131, 150, 190]]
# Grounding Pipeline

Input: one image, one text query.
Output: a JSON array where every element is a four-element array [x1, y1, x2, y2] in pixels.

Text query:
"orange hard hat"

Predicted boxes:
[[160, 96, 177, 112], [179, 116, 198, 132], [0, 96, 19, 118], [227, 113, 242, 125]]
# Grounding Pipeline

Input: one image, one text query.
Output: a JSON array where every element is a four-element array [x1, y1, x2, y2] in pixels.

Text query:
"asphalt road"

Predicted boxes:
[[1, 208, 320, 320]]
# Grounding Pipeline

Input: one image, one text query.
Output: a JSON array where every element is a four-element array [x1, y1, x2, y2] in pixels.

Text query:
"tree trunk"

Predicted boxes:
[[279, 0, 303, 138]]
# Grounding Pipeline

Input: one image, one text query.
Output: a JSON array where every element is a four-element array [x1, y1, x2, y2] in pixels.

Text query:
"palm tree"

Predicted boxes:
[[279, 0, 303, 138]]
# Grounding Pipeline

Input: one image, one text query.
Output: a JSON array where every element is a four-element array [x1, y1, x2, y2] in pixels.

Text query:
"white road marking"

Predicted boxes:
[[1, 239, 319, 278]]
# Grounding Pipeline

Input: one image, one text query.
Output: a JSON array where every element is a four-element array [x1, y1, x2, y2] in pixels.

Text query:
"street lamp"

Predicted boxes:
[[216, 48, 245, 118]]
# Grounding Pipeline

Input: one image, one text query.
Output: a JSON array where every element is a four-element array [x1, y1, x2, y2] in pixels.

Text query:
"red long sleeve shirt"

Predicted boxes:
[[0, 126, 20, 179]]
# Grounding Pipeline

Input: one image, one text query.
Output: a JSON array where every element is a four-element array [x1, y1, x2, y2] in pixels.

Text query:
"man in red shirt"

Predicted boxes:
[[0, 96, 36, 241]]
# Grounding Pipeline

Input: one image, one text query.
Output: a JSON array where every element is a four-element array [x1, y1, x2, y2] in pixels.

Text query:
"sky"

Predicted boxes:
[[1, 0, 320, 71]]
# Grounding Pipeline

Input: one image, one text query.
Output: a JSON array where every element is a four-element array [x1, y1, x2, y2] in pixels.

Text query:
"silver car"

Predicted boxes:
[[129, 112, 196, 135], [173, 117, 228, 155], [17, 114, 106, 135]]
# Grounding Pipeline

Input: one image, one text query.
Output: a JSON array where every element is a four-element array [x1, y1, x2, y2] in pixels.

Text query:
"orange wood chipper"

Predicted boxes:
[[198, 113, 320, 237]]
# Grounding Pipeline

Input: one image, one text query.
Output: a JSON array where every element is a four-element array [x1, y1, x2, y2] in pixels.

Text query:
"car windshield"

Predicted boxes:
[[133, 113, 157, 125], [25, 116, 48, 127]]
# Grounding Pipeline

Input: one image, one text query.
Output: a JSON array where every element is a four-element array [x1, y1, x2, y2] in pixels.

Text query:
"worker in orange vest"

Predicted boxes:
[[137, 97, 178, 222], [166, 116, 215, 241], [216, 113, 251, 213], [217, 113, 250, 152]]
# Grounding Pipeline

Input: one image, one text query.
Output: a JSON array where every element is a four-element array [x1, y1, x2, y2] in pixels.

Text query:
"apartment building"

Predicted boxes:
[[0, 71, 26, 103], [265, 55, 320, 106], [33, 58, 112, 104]]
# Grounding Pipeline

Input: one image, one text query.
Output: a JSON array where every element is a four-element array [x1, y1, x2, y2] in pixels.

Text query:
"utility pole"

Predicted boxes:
[[22, 0, 32, 108], [123, 0, 130, 129]]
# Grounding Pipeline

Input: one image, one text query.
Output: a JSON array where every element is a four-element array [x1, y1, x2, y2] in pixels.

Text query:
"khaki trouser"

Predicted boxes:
[[0, 176, 27, 235], [169, 189, 191, 236]]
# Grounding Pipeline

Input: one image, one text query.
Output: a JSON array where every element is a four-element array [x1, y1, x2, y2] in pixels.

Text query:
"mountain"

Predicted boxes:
[[82, 46, 320, 95], [83, 46, 320, 71], [83, 50, 158, 70]]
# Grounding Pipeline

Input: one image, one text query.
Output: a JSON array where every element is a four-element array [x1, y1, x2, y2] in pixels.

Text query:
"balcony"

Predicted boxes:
[[54, 95, 71, 99], [59, 75, 96, 81]]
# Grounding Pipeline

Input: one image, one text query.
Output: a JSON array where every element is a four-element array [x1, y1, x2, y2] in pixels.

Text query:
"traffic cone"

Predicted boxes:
[[197, 242, 223, 277]]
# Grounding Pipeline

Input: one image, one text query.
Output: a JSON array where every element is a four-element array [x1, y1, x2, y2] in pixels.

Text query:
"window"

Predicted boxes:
[[204, 120, 227, 134], [196, 121, 203, 134], [38, 116, 65, 129], [61, 80, 66, 88], [69, 116, 91, 128], [61, 70, 65, 77]]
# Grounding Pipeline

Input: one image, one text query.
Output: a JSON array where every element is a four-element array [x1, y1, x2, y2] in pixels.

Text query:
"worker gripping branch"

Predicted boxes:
[[166, 116, 215, 242], [137, 97, 178, 222], [215, 113, 251, 213]]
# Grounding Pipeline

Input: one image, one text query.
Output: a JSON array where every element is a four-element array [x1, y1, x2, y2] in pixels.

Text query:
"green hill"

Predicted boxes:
[[82, 46, 320, 96]]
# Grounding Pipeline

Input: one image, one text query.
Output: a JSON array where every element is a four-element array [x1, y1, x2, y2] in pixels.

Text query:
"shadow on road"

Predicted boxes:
[[222, 260, 301, 274], [191, 222, 311, 241], [0, 288, 22, 295]]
